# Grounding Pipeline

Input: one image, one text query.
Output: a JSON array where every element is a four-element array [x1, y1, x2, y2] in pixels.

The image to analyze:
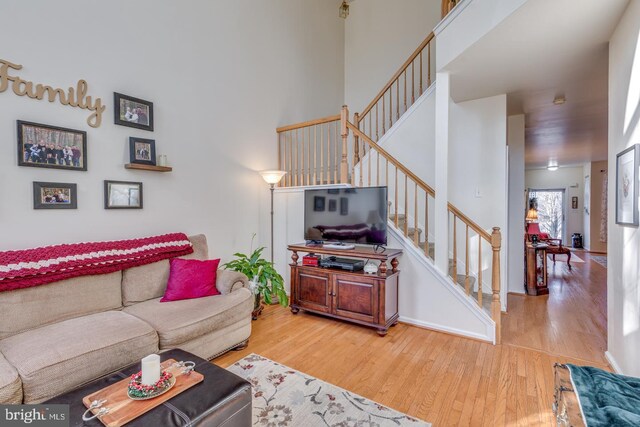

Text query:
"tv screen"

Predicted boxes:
[[304, 186, 388, 245]]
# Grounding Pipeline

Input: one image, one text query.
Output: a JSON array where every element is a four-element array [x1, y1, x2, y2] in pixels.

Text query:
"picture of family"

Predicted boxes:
[[18, 121, 87, 171], [129, 137, 156, 166], [33, 182, 77, 210], [114, 93, 154, 131], [41, 188, 71, 204]]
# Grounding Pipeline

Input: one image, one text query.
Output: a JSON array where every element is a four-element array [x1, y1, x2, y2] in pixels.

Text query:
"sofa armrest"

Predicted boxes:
[[217, 270, 250, 295]]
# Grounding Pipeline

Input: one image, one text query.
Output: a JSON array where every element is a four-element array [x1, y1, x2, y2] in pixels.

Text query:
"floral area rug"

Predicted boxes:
[[227, 354, 431, 427]]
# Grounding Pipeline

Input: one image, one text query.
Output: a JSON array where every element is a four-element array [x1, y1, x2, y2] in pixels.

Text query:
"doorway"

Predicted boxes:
[[529, 189, 566, 242]]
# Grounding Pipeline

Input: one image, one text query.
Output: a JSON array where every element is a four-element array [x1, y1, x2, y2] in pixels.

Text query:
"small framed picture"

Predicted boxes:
[[33, 182, 77, 209], [18, 121, 87, 171], [340, 197, 349, 215], [114, 93, 154, 131], [314, 196, 325, 212], [129, 137, 156, 166], [571, 196, 578, 209], [328, 199, 337, 212], [104, 180, 143, 209], [616, 144, 639, 226]]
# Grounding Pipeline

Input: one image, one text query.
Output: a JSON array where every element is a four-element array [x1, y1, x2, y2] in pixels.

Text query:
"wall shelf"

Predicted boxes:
[[125, 163, 172, 172]]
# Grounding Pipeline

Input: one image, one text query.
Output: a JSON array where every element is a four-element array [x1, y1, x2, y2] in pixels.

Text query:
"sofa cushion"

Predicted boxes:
[[0, 311, 158, 403], [122, 234, 208, 306], [0, 352, 21, 404], [124, 288, 252, 349], [161, 258, 221, 302], [0, 271, 122, 340]]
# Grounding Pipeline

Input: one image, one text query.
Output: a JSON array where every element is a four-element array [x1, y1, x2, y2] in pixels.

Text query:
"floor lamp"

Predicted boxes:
[[259, 170, 287, 263]]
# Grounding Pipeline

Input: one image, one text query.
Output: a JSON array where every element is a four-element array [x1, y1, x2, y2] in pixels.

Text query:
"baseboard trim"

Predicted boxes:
[[398, 315, 492, 343], [605, 351, 622, 373]]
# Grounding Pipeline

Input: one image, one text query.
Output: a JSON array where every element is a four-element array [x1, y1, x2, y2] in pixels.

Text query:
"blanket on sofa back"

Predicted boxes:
[[0, 233, 193, 292]]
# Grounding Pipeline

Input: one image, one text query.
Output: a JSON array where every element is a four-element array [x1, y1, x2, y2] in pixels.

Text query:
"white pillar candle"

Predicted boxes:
[[141, 354, 161, 386], [157, 155, 167, 167]]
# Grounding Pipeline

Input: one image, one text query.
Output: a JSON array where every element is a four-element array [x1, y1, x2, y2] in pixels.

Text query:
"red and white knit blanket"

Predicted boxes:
[[0, 233, 193, 292]]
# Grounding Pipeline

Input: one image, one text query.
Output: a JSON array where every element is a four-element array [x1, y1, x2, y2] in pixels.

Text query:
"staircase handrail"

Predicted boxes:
[[358, 32, 435, 122], [276, 114, 341, 133], [346, 121, 435, 197], [447, 203, 491, 242]]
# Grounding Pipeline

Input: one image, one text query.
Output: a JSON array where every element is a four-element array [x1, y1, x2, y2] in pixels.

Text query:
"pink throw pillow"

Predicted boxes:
[[160, 258, 221, 302]]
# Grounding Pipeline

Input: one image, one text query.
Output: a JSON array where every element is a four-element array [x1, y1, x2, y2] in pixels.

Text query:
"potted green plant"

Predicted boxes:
[[223, 236, 288, 320]]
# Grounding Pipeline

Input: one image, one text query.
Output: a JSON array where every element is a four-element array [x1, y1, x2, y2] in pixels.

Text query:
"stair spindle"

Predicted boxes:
[[453, 216, 457, 279], [427, 44, 432, 88], [413, 60, 416, 104], [465, 225, 470, 294], [404, 69, 407, 113], [478, 237, 483, 308], [414, 183, 419, 246], [394, 167, 399, 228], [294, 129, 298, 186], [424, 193, 429, 258], [404, 174, 408, 237], [419, 51, 423, 97], [313, 126, 316, 185], [396, 79, 400, 121]]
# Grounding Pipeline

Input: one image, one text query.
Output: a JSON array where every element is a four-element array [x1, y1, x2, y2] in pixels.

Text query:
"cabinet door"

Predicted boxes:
[[334, 274, 378, 324], [297, 269, 332, 313]]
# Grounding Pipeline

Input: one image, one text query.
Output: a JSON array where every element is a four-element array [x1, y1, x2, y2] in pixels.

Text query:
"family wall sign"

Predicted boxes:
[[0, 58, 105, 128]]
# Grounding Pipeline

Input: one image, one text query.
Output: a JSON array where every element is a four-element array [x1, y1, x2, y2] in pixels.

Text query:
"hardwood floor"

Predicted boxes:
[[215, 284, 609, 427], [502, 251, 608, 365]]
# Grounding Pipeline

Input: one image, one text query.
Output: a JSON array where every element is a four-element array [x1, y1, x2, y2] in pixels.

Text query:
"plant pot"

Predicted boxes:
[[251, 294, 264, 320]]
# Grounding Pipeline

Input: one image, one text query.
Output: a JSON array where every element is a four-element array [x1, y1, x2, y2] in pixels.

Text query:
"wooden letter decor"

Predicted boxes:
[[0, 59, 105, 128]]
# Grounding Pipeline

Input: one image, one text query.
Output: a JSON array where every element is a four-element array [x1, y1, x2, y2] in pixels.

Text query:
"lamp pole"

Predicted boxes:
[[269, 182, 275, 263]]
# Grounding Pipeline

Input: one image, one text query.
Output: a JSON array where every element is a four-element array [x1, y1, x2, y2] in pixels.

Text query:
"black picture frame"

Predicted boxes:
[[571, 196, 578, 209], [33, 182, 77, 209], [17, 120, 87, 171], [314, 196, 325, 212], [114, 92, 154, 131], [129, 137, 156, 166], [616, 144, 639, 226], [340, 197, 349, 215], [104, 180, 143, 209], [328, 199, 337, 212]]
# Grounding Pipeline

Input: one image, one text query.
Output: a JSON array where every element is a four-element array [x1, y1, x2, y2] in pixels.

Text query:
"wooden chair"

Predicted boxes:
[[526, 222, 572, 269]]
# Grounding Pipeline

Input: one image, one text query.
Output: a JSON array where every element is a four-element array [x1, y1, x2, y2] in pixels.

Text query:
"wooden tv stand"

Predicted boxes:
[[287, 243, 402, 336]]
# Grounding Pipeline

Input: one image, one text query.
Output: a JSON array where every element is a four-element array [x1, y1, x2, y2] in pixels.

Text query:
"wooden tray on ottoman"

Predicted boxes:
[[82, 359, 203, 427]]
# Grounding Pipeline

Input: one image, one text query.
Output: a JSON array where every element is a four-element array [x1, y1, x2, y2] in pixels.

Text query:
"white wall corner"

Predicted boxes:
[[604, 351, 622, 374]]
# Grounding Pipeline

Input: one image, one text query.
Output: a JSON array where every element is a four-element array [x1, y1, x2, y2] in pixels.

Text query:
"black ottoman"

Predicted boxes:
[[46, 349, 251, 427]]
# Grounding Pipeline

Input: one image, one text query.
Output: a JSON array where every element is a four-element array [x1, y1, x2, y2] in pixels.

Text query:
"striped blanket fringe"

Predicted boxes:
[[0, 233, 193, 292]]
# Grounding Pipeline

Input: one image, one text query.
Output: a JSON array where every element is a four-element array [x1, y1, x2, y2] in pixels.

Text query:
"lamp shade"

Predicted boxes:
[[366, 210, 383, 224], [259, 170, 287, 185], [525, 208, 538, 222]]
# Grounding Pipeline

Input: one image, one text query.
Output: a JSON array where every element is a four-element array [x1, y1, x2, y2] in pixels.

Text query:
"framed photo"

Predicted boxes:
[[33, 182, 77, 209], [17, 121, 87, 171], [616, 144, 639, 226], [571, 196, 578, 209], [313, 196, 325, 212], [129, 137, 156, 166], [328, 199, 337, 212], [114, 93, 154, 131], [104, 180, 143, 209], [340, 197, 349, 215]]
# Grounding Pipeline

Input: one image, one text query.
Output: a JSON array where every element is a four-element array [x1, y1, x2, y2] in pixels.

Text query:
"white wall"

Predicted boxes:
[[525, 167, 584, 244], [507, 115, 525, 294], [589, 161, 608, 253], [607, 0, 640, 376], [435, 0, 527, 70], [448, 94, 507, 308], [344, 0, 440, 114], [0, 0, 345, 261], [583, 162, 592, 250]]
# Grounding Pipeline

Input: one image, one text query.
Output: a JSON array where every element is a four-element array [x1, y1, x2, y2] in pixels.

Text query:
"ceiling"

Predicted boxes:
[[443, 0, 629, 169]]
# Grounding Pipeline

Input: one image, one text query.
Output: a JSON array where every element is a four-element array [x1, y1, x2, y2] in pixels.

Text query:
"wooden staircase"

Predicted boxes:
[[273, 30, 503, 343]]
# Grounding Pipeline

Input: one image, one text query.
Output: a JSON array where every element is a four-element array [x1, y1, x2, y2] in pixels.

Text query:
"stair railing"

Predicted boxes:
[[276, 114, 348, 187], [448, 205, 502, 343], [345, 113, 435, 261], [354, 32, 435, 144]]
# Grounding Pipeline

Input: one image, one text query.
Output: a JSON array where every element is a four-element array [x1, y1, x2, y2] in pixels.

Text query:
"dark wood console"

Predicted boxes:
[[287, 244, 402, 336]]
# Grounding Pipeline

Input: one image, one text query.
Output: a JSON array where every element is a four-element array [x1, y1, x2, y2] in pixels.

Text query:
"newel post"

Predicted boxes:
[[340, 105, 349, 184], [352, 112, 360, 186], [490, 227, 502, 344]]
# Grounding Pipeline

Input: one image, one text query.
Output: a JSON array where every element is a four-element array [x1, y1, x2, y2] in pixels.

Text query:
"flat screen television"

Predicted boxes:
[[304, 186, 388, 245]]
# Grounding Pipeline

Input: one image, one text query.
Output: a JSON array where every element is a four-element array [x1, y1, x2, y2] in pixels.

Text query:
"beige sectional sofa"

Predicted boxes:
[[0, 235, 253, 404]]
